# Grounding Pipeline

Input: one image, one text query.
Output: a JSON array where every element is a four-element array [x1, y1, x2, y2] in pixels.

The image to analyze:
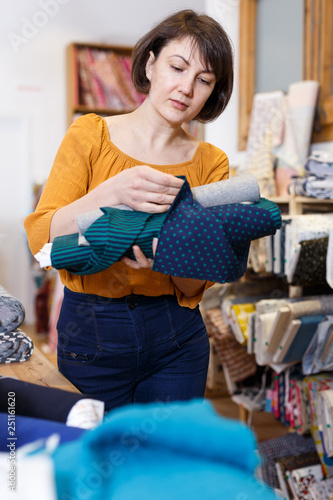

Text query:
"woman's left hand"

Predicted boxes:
[[121, 238, 158, 270]]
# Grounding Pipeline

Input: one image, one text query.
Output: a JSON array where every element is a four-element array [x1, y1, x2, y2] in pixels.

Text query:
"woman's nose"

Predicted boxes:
[[179, 76, 194, 96]]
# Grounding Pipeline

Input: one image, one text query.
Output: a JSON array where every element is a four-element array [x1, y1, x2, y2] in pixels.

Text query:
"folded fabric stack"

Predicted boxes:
[[257, 432, 317, 493], [204, 308, 257, 385], [0, 378, 105, 499], [303, 316, 333, 375], [304, 373, 333, 477], [317, 389, 333, 458], [249, 212, 333, 289], [260, 371, 333, 478], [218, 294, 333, 379], [289, 150, 333, 199], [0, 286, 33, 364], [248, 295, 333, 369], [257, 426, 333, 500], [34, 174, 282, 284], [274, 450, 323, 499]]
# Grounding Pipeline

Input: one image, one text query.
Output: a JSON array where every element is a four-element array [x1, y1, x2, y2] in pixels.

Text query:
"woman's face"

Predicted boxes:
[[145, 36, 216, 125]]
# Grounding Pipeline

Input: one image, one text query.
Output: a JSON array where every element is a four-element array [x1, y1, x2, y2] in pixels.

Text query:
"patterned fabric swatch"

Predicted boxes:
[[257, 433, 317, 490], [308, 476, 333, 499], [0, 329, 33, 363], [289, 237, 328, 287], [0, 285, 25, 334], [275, 450, 321, 499]]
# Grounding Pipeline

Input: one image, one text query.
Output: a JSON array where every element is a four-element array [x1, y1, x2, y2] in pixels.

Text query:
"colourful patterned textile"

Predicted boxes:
[[308, 476, 333, 499], [0, 285, 25, 334], [306, 374, 333, 476], [257, 433, 317, 490]]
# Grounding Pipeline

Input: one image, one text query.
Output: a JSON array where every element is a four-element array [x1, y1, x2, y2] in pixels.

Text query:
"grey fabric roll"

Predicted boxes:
[[191, 173, 260, 207], [113, 173, 260, 212]]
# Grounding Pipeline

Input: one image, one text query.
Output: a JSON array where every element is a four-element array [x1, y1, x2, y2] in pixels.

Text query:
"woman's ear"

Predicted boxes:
[[145, 51, 156, 81]]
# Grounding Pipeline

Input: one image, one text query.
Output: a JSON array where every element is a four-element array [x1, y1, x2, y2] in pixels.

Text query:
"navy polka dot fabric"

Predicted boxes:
[[153, 178, 281, 282]]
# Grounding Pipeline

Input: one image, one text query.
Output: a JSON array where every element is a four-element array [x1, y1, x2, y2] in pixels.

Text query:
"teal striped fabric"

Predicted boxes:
[[50, 178, 282, 283], [52, 208, 167, 275]]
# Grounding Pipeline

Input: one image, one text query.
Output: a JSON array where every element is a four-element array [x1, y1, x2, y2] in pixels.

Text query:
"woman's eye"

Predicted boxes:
[[171, 65, 182, 72], [199, 78, 211, 85]]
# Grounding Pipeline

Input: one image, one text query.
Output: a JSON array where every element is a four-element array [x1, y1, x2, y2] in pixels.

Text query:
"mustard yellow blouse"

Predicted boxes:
[[24, 114, 229, 308]]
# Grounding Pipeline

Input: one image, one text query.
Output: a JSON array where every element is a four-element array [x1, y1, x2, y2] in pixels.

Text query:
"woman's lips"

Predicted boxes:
[[170, 99, 188, 110]]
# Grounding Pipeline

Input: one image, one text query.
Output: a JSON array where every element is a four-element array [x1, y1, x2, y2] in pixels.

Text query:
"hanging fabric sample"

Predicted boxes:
[[34, 176, 282, 283], [244, 90, 285, 197], [274, 81, 319, 175]]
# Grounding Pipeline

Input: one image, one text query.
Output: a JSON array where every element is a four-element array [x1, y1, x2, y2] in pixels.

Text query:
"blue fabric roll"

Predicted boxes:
[[0, 413, 85, 450], [52, 399, 277, 500]]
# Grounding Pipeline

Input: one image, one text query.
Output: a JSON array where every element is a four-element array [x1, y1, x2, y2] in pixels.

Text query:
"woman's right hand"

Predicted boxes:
[[50, 166, 184, 241], [104, 165, 184, 213]]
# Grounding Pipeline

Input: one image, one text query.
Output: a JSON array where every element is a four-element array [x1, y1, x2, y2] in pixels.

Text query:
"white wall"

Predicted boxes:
[[205, 0, 244, 167], [0, 0, 205, 322]]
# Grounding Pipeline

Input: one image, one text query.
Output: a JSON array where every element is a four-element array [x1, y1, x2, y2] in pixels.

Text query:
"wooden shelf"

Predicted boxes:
[[270, 195, 333, 215], [66, 42, 143, 127]]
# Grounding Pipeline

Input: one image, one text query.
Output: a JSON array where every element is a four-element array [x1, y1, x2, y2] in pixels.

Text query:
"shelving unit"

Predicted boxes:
[[270, 195, 333, 216], [222, 194, 333, 423], [66, 42, 145, 126]]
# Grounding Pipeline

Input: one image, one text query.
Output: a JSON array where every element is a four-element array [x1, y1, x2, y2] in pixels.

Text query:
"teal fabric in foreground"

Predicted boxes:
[[52, 399, 278, 500], [50, 178, 282, 282]]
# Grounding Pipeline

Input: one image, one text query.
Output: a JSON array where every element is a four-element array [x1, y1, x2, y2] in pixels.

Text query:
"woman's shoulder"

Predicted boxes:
[[193, 141, 229, 184], [197, 140, 228, 161], [63, 114, 113, 160], [70, 113, 105, 130]]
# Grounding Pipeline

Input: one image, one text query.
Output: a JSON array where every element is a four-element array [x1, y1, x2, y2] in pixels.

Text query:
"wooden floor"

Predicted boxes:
[[24, 324, 289, 443]]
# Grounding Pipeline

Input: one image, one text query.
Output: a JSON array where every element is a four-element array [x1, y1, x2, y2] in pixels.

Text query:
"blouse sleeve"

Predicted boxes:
[[24, 114, 103, 257]]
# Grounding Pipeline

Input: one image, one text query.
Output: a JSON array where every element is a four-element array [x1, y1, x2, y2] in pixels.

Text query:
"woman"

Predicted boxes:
[[24, 9, 234, 411]]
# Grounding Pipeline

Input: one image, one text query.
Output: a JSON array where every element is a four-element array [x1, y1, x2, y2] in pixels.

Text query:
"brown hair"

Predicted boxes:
[[131, 9, 234, 122]]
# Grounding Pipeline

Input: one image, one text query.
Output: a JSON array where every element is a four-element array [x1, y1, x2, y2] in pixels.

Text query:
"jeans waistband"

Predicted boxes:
[[63, 287, 175, 305]]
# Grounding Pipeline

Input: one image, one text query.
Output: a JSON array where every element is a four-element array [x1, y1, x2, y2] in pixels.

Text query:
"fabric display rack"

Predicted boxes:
[[201, 286, 333, 499], [199, 81, 333, 498]]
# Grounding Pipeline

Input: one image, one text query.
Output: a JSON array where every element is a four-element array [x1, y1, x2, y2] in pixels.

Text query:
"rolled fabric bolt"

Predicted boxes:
[[112, 173, 260, 212], [191, 173, 260, 207]]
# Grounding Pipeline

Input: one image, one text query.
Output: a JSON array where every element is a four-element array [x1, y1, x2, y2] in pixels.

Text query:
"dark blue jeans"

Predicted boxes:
[[57, 288, 209, 411]]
